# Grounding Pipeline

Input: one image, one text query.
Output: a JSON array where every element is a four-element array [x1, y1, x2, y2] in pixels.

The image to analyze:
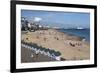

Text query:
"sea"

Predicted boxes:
[[57, 29, 90, 42]]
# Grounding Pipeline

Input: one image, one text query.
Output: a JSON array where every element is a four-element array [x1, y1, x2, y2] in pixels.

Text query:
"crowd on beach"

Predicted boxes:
[[34, 30, 83, 48], [21, 17, 90, 61], [65, 41, 82, 47], [21, 29, 90, 61]]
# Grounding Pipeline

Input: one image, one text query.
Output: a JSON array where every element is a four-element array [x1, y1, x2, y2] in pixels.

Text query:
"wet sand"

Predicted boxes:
[[21, 29, 90, 62]]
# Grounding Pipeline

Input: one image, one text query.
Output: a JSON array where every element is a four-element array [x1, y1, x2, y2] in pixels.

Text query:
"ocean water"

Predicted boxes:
[[58, 29, 90, 42]]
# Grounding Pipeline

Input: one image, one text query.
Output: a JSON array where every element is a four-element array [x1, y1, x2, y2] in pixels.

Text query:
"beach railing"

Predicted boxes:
[[21, 40, 61, 60]]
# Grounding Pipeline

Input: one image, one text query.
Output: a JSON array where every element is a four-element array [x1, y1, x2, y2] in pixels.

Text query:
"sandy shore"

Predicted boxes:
[[21, 29, 90, 61]]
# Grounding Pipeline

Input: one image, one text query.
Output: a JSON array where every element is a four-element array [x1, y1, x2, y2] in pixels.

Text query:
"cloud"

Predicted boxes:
[[34, 17, 42, 22]]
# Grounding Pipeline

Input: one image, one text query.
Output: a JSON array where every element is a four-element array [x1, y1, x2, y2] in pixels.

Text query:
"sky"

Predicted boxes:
[[21, 10, 90, 29]]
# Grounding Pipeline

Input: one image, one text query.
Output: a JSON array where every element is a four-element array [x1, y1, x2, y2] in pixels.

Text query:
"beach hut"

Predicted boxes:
[[46, 49, 51, 57], [48, 49, 61, 60], [38, 46, 44, 54], [43, 49, 48, 56], [49, 49, 56, 58], [54, 51, 61, 61]]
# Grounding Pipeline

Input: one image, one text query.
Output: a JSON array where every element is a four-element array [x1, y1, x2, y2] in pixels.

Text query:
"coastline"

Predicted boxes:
[[57, 29, 90, 42], [57, 29, 84, 41], [21, 29, 90, 62]]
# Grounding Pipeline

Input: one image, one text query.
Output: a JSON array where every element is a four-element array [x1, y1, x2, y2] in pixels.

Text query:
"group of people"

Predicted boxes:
[[69, 42, 82, 47]]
